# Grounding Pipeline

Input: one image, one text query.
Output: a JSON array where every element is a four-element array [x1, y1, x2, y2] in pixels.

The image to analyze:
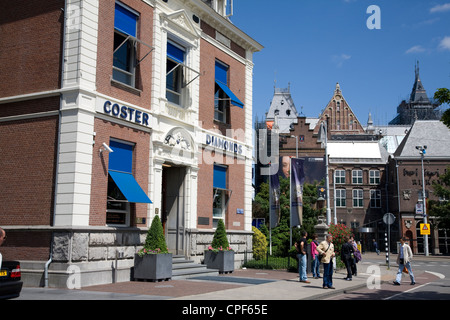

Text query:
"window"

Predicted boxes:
[[213, 164, 230, 228], [215, 61, 229, 123], [214, 60, 243, 122], [351, 221, 360, 229], [370, 189, 381, 208], [166, 41, 186, 105], [335, 170, 345, 184], [352, 170, 363, 184], [113, 3, 138, 87], [369, 170, 380, 184], [336, 189, 346, 207], [352, 189, 363, 207], [106, 139, 151, 226]]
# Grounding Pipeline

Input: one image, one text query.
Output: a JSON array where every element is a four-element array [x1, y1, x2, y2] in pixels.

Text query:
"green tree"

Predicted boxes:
[[429, 166, 450, 228], [434, 88, 450, 128], [144, 215, 168, 253], [253, 176, 321, 256]]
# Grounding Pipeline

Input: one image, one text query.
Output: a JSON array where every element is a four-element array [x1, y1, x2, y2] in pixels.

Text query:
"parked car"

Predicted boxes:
[[0, 261, 23, 299]]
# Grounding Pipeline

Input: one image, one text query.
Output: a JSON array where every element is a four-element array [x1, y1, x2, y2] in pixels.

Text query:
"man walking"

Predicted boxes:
[[317, 234, 335, 289], [295, 231, 310, 283], [372, 239, 380, 255], [393, 237, 415, 286], [341, 237, 354, 281]]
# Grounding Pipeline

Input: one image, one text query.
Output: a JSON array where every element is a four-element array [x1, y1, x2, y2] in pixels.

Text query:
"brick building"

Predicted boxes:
[[0, 0, 262, 287], [387, 120, 450, 255], [262, 83, 390, 251]]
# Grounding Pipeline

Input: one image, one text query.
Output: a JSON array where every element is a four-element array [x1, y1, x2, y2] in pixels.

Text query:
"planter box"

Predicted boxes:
[[133, 253, 172, 281], [204, 250, 235, 274]]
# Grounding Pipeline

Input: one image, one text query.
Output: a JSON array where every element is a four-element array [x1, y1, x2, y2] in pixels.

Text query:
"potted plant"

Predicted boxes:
[[204, 219, 235, 274], [134, 215, 172, 281]]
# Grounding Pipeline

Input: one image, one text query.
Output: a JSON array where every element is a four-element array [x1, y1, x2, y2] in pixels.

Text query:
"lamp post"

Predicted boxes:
[[318, 122, 331, 225], [290, 135, 298, 158], [416, 145, 429, 256]]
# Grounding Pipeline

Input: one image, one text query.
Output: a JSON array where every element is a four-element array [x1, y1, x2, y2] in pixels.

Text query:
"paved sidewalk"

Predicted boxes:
[[19, 252, 401, 300], [171, 262, 397, 300]]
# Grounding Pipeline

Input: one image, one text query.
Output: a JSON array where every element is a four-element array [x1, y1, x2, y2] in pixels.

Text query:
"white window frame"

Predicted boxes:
[[369, 170, 380, 184], [352, 169, 363, 184], [335, 170, 346, 184], [352, 189, 364, 208], [336, 189, 346, 207]]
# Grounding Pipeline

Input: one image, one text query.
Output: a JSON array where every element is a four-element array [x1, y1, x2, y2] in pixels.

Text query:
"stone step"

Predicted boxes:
[[171, 255, 219, 279]]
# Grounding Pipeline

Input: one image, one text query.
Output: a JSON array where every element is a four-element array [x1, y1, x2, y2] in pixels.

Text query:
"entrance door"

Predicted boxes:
[[162, 166, 186, 255]]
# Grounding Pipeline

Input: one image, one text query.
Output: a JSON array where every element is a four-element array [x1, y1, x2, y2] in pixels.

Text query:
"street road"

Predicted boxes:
[[325, 255, 450, 300]]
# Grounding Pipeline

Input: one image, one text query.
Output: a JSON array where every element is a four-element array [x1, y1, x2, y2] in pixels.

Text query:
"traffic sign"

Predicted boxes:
[[415, 203, 424, 215], [383, 213, 395, 225], [420, 223, 430, 235]]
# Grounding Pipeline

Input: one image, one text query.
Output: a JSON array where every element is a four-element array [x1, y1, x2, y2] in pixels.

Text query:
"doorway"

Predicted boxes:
[[161, 165, 186, 255]]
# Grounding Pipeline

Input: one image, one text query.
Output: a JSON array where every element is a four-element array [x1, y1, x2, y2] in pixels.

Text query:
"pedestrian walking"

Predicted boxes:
[[295, 231, 310, 283], [393, 237, 415, 286], [341, 237, 354, 281], [317, 234, 335, 289], [351, 237, 360, 276], [372, 239, 380, 255], [310, 234, 321, 279]]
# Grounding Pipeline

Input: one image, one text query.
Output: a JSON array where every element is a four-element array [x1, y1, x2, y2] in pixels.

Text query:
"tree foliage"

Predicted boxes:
[[252, 226, 268, 260], [328, 223, 354, 255], [434, 88, 450, 128], [429, 166, 450, 228], [253, 176, 322, 256]]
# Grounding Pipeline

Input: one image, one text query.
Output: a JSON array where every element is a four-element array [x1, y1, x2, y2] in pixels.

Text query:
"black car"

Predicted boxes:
[[0, 261, 23, 299]]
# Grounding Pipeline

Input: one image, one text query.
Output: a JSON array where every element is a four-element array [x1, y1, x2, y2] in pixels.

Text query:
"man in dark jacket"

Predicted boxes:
[[341, 237, 354, 281]]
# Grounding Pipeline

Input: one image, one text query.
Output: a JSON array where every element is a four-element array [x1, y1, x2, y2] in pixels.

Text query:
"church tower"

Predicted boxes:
[[389, 62, 440, 125]]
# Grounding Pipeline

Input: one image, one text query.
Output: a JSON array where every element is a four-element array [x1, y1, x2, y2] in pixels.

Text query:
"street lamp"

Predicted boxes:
[[290, 135, 298, 158], [318, 122, 331, 225], [416, 145, 429, 256]]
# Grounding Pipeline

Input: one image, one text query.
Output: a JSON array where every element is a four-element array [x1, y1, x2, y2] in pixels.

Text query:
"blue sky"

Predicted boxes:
[[231, 0, 450, 125]]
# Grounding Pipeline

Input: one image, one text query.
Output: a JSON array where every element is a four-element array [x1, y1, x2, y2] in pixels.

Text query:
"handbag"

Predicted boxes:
[[319, 244, 330, 261]]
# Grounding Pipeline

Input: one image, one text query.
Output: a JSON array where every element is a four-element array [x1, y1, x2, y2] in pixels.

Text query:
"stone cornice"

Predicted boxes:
[[180, 0, 263, 53]]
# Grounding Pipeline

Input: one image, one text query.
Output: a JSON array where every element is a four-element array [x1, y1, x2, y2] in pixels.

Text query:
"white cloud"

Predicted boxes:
[[430, 3, 450, 13], [438, 36, 450, 51], [332, 54, 351, 68], [405, 45, 426, 54]]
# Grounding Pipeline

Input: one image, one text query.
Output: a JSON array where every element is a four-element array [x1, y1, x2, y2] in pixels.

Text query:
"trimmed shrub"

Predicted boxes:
[[252, 226, 267, 260], [211, 219, 230, 249], [143, 215, 168, 253]]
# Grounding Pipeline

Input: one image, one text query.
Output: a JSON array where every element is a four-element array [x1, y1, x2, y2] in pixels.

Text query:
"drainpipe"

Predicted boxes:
[[44, 236, 53, 288]]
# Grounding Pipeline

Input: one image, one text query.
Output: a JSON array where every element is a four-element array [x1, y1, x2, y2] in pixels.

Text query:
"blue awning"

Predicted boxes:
[[215, 81, 244, 108], [213, 165, 227, 189], [109, 170, 152, 203], [114, 4, 138, 37]]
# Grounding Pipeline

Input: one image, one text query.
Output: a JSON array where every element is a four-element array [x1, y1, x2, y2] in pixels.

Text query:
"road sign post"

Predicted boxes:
[[383, 213, 395, 270]]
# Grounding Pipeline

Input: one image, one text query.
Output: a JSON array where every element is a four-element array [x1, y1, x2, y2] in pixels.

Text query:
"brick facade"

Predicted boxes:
[[0, 0, 261, 287]]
